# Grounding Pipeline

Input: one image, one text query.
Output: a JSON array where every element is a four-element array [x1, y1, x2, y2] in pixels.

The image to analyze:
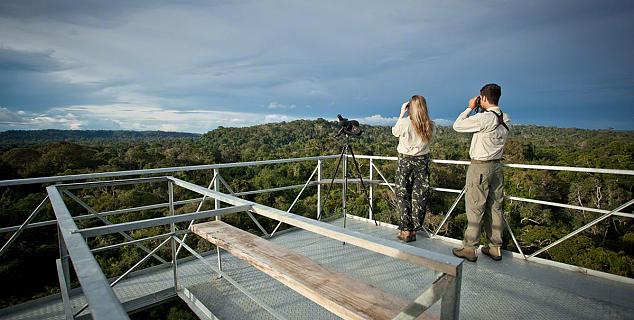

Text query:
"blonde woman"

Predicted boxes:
[[391, 95, 434, 242]]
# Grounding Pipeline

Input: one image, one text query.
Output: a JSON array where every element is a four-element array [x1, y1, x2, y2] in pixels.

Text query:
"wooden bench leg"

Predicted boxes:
[[440, 264, 462, 320], [214, 169, 223, 279], [216, 246, 223, 279], [393, 273, 453, 320]]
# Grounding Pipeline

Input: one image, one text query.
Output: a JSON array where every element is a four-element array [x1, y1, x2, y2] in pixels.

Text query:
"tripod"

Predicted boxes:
[[323, 134, 378, 229]]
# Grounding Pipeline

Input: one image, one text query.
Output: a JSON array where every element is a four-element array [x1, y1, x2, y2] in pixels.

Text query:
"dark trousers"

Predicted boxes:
[[396, 154, 431, 231]]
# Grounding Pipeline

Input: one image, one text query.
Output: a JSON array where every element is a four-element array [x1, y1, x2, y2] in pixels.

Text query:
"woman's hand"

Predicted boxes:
[[400, 101, 409, 118]]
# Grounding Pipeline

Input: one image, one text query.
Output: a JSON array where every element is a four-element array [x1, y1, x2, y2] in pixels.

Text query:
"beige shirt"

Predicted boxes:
[[392, 117, 433, 156], [452, 106, 511, 161]]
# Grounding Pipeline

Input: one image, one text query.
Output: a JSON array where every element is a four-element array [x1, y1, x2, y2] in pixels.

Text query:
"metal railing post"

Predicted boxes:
[[440, 264, 462, 320], [214, 168, 222, 277], [58, 227, 72, 297], [342, 151, 348, 219], [369, 158, 374, 220], [317, 159, 322, 220], [169, 181, 177, 290], [56, 259, 73, 320], [57, 226, 73, 320]]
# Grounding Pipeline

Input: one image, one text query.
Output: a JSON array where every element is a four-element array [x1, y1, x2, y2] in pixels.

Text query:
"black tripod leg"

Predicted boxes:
[[321, 144, 347, 221], [343, 155, 348, 230], [342, 144, 349, 245], [348, 146, 378, 226]]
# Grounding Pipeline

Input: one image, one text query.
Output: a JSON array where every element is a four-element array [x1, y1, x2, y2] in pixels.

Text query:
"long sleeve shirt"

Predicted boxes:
[[452, 106, 511, 161], [392, 117, 433, 156]]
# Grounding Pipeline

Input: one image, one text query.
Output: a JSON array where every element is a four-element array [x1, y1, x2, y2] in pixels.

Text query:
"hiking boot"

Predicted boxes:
[[452, 247, 477, 262], [397, 230, 416, 242], [481, 246, 502, 261]]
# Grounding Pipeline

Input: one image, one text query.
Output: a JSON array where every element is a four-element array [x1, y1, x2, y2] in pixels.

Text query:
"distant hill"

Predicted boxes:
[[0, 129, 200, 145]]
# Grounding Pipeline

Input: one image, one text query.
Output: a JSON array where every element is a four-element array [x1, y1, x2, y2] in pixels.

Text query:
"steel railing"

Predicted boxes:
[[43, 173, 463, 319], [1, 154, 633, 318], [351, 154, 634, 259], [2, 154, 633, 265], [0, 155, 337, 320]]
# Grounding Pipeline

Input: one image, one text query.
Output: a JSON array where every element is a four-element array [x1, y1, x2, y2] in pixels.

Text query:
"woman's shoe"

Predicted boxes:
[[397, 230, 408, 241], [397, 230, 416, 242]]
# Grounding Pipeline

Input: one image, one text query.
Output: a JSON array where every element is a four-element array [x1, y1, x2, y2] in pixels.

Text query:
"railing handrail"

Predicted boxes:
[[0, 155, 341, 187], [2, 155, 632, 264], [1, 154, 632, 188], [349, 155, 634, 175]]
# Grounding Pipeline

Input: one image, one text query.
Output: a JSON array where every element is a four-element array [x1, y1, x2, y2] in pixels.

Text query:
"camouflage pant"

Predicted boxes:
[[396, 154, 431, 231]]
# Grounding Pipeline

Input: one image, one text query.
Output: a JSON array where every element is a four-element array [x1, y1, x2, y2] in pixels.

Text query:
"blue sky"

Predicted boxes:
[[0, 0, 633, 133]]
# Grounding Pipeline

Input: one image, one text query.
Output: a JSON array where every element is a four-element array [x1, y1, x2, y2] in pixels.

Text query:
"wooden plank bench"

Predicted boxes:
[[192, 220, 437, 320]]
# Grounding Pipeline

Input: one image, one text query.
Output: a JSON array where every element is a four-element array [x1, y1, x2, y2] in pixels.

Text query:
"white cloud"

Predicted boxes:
[[0, 107, 83, 129], [357, 114, 454, 127], [264, 114, 295, 122], [0, 104, 303, 133], [433, 118, 453, 126], [267, 102, 296, 110], [359, 114, 399, 125], [0, 107, 24, 123]]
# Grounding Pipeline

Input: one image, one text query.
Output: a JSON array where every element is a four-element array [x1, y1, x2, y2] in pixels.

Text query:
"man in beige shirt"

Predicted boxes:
[[451, 83, 510, 262]]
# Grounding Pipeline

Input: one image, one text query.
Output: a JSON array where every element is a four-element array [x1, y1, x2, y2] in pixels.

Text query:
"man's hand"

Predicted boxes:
[[468, 96, 479, 110], [400, 101, 409, 118]]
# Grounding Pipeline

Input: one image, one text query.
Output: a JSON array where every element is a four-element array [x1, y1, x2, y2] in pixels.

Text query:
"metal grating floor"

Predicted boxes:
[[1, 216, 633, 320]]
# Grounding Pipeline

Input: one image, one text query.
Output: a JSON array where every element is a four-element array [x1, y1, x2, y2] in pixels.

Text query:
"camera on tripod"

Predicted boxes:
[[335, 114, 362, 137], [323, 114, 377, 231]]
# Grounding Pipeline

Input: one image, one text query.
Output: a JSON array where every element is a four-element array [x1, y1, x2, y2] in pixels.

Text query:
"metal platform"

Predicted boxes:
[[1, 216, 632, 320]]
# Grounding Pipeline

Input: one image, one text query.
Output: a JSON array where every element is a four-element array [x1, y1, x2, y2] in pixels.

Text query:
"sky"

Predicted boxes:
[[0, 0, 633, 133]]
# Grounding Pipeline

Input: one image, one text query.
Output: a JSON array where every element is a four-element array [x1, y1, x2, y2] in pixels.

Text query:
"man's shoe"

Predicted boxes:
[[452, 247, 477, 262], [397, 230, 415, 242], [481, 246, 502, 261]]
